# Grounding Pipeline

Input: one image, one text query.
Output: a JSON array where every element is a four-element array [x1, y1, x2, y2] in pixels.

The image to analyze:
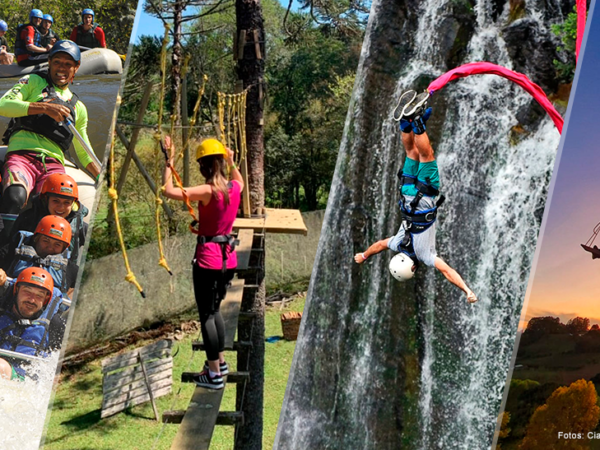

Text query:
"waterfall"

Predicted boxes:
[[275, 0, 565, 448]]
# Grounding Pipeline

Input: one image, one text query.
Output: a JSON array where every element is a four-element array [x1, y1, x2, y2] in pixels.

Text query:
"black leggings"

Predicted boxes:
[[192, 265, 235, 361]]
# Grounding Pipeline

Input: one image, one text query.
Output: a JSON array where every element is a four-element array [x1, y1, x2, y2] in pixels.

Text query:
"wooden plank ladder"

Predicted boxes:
[[164, 227, 258, 450]]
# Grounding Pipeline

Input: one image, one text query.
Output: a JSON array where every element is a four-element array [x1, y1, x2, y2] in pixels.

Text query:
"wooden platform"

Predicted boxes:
[[235, 229, 254, 271], [168, 277, 245, 450], [233, 208, 307, 235]]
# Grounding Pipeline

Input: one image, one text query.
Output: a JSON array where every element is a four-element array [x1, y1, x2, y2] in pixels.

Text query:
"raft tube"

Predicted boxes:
[[0, 48, 122, 79]]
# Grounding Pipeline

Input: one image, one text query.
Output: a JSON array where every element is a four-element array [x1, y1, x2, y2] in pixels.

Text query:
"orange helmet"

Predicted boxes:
[[34, 215, 72, 246], [41, 173, 79, 201], [14, 267, 54, 306]]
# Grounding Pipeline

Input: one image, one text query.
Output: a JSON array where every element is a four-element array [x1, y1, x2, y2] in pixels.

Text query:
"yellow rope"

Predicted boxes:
[[109, 127, 145, 297], [217, 89, 248, 166], [153, 26, 172, 276]]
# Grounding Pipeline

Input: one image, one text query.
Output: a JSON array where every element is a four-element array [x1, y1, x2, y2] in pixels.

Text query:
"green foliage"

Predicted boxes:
[[551, 5, 578, 82], [0, 0, 136, 54]]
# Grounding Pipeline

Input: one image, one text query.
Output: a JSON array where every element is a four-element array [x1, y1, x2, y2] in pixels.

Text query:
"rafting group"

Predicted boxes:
[[0, 32, 101, 381], [0, 8, 106, 67]]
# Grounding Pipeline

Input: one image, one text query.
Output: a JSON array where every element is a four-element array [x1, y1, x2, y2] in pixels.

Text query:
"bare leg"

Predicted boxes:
[[401, 131, 420, 161], [0, 358, 12, 379], [434, 256, 478, 303], [414, 131, 435, 163], [354, 238, 391, 263]]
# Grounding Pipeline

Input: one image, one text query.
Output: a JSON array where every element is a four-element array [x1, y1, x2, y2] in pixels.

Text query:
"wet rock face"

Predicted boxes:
[[502, 17, 561, 93]]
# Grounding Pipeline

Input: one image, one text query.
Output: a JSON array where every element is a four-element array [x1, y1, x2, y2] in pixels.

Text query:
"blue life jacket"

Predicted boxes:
[[14, 23, 42, 57], [9, 231, 71, 294]]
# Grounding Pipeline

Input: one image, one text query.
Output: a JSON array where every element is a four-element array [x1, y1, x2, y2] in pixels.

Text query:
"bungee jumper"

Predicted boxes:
[[69, 9, 106, 49], [582, 222, 600, 260], [355, 90, 478, 304], [0, 39, 101, 238], [162, 136, 244, 390], [0, 267, 55, 381]]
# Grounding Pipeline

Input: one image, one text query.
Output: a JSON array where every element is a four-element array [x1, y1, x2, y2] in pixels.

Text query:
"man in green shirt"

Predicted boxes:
[[0, 40, 100, 222]]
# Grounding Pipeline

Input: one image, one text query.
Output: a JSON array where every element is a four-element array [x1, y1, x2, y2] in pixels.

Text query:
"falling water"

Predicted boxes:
[[275, 0, 564, 448], [0, 353, 60, 450]]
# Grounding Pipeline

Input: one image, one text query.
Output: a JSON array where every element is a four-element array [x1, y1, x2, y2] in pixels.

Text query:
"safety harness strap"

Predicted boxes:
[[196, 235, 239, 273]]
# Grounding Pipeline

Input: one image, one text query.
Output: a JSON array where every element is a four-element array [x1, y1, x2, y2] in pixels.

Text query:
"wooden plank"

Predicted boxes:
[[220, 277, 244, 348], [217, 411, 243, 426], [235, 229, 253, 271], [233, 208, 307, 235], [104, 368, 172, 398], [237, 30, 246, 60], [103, 339, 172, 369], [240, 157, 251, 217], [253, 30, 262, 60], [102, 340, 172, 373], [102, 377, 173, 409], [101, 385, 172, 419], [139, 353, 160, 422], [181, 371, 249, 384], [103, 358, 173, 391], [162, 410, 243, 426], [169, 386, 225, 450], [192, 341, 251, 352]]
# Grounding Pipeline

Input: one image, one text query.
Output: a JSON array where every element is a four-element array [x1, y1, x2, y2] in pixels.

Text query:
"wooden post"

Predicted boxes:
[[138, 353, 160, 422], [237, 30, 246, 60], [115, 126, 174, 219], [116, 82, 154, 194], [182, 77, 190, 187], [240, 159, 251, 218]]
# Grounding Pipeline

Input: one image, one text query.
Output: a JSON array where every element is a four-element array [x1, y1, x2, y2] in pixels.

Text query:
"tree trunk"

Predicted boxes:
[[235, 0, 265, 449]]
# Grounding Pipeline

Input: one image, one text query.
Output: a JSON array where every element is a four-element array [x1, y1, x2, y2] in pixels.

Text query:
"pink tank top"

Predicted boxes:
[[194, 180, 241, 270]]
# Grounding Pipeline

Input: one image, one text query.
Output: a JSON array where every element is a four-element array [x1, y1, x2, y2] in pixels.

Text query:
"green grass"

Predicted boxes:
[[44, 296, 305, 450]]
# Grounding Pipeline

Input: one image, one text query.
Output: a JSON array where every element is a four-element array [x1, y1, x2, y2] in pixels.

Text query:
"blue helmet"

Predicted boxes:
[[30, 9, 43, 20], [49, 40, 81, 63], [0, 20, 7, 32], [82, 8, 94, 19], [42, 14, 54, 24]]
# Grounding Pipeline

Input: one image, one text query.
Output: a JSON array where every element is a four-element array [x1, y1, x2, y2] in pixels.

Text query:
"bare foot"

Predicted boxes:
[[466, 290, 478, 304], [354, 253, 367, 264]]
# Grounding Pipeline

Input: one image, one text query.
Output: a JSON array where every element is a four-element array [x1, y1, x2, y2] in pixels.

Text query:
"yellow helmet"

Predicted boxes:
[[196, 138, 227, 160]]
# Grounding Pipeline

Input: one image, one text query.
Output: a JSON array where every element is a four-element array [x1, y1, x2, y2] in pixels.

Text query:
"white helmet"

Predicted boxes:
[[389, 253, 416, 282]]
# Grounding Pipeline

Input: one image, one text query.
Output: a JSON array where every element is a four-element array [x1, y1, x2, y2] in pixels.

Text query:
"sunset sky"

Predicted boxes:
[[520, 6, 600, 328]]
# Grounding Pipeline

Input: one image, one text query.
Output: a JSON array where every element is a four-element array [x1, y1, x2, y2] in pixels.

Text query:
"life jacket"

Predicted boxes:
[[2, 72, 78, 152], [397, 169, 445, 235], [40, 29, 59, 48], [14, 23, 42, 57], [8, 231, 71, 295], [75, 24, 100, 48]]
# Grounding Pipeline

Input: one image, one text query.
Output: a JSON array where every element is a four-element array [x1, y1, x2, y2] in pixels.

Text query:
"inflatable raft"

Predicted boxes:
[[0, 48, 122, 79], [0, 146, 97, 223]]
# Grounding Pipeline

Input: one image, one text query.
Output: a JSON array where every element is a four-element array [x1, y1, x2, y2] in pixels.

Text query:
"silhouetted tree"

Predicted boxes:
[[520, 380, 600, 450], [567, 317, 590, 335]]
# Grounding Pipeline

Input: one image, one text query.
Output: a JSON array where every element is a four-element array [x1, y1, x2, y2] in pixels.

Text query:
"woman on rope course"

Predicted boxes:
[[163, 136, 244, 390], [355, 90, 478, 304]]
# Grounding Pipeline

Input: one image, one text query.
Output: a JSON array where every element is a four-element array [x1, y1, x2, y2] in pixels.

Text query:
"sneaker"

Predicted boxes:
[[393, 90, 417, 121], [204, 360, 229, 376], [403, 91, 430, 119], [193, 370, 224, 390]]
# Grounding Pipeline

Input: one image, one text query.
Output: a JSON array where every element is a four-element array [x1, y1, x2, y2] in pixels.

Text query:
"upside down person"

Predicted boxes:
[[354, 90, 478, 304]]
